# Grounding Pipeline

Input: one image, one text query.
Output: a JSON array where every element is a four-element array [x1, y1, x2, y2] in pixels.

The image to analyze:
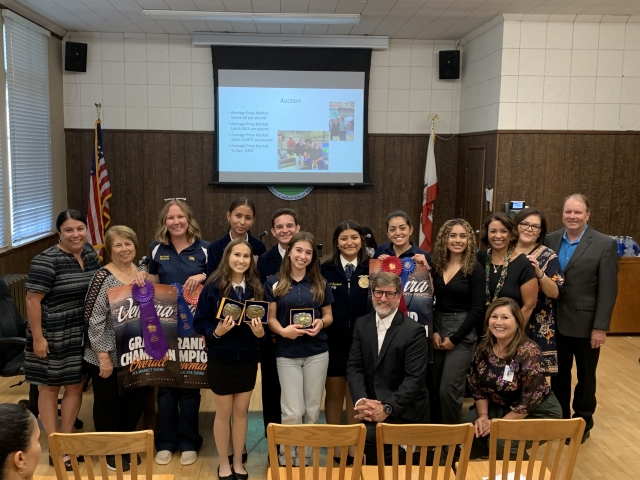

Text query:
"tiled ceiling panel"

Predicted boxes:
[[12, 0, 640, 39]]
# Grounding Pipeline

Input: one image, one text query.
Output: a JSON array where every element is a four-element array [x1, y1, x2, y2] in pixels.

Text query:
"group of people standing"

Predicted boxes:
[[285, 137, 326, 169], [22, 192, 617, 478]]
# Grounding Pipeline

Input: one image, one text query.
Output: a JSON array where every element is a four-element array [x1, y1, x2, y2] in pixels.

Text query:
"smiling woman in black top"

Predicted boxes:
[[320, 221, 371, 463], [430, 219, 485, 425]]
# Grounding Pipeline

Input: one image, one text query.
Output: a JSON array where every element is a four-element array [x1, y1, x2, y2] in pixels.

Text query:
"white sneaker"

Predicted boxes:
[[180, 451, 197, 466], [155, 450, 172, 465]]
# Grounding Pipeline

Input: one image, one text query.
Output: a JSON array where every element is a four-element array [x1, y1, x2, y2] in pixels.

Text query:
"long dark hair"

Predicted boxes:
[[0, 404, 36, 480], [514, 207, 548, 245], [476, 298, 528, 360], [326, 220, 369, 266], [385, 210, 412, 230], [228, 197, 256, 218], [206, 238, 263, 300], [274, 232, 326, 304]]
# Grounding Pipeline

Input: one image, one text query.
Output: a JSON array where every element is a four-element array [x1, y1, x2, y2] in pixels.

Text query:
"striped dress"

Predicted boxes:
[[25, 243, 100, 386]]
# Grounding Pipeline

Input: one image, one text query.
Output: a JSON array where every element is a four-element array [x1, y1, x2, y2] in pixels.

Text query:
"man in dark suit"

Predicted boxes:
[[347, 272, 429, 465], [257, 208, 300, 439], [545, 193, 618, 443]]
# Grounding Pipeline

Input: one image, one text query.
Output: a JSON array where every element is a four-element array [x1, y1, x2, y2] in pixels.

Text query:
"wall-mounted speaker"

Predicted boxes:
[[439, 50, 460, 80], [65, 42, 87, 72]]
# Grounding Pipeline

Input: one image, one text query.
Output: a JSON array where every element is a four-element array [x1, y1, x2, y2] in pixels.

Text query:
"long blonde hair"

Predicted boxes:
[[273, 232, 325, 304], [154, 199, 201, 245], [431, 218, 477, 276]]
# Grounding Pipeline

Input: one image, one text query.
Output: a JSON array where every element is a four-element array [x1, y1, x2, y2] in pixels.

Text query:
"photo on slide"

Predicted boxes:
[[329, 101, 355, 141], [277, 130, 330, 171]]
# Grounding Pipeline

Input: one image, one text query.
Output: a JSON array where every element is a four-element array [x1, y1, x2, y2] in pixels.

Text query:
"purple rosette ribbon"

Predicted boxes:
[[172, 283, 195, 337], [131, 281, 168, 360]]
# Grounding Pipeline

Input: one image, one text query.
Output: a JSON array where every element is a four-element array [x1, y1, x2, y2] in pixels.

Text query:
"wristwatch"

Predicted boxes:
[[383, 403, 393, 415]]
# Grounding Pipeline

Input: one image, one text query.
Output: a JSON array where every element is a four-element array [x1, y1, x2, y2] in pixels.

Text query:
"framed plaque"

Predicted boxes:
[[216, 297, 246, 325], [243, 300, 269, 324], [289, 308, 315, 329]]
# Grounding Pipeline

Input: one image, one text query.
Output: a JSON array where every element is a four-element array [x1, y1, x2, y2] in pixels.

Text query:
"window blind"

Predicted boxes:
[[4, 15, 53, 246], [0, 131, 4, 248]]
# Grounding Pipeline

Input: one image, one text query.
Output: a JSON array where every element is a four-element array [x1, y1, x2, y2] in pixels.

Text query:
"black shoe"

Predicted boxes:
[[228, 444, 248, 464], [106, 455, 130, 472], [123, 453, 142, 466], [217, 466, 234, 480], [333, 455, 354, 466], [234, 467, 249, 480], [49, 454, 73, 471], [566, 429, 590, 445]]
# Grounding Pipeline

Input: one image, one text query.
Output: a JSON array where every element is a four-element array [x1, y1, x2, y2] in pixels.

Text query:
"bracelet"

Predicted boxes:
[[537, 272, 545, 280], [212, 331, 221, 339], [319, 319, 325, 328]]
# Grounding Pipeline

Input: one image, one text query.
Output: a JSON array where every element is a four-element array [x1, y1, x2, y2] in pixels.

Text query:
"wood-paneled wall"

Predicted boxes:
[[0, 235, 57, 276], [495, 132, 640, 237], [64, 130, 458, 259]]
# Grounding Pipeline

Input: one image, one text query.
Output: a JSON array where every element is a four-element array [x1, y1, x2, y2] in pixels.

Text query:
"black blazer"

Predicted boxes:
[[257, 245, 282, 283], [347, 310, 429, 423], [545, 226, 618, 338]]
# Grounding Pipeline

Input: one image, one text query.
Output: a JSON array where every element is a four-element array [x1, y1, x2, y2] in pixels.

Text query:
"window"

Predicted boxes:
[[2, 11, 52, 247]]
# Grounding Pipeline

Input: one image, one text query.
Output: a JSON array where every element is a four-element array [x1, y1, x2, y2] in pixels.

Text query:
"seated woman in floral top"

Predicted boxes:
[[463, 297, 562, 459]]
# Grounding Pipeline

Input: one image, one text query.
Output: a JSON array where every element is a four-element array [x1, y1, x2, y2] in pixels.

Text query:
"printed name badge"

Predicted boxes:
[[503, 365, 514, 382]]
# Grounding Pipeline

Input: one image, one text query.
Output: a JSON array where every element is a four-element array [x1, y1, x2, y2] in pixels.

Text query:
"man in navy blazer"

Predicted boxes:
[[545, 194, 618, 443], [347, 272, 429, 465]]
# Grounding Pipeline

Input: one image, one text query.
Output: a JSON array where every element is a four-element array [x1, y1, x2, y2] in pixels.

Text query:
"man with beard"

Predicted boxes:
[[347, 272, 429, 465]]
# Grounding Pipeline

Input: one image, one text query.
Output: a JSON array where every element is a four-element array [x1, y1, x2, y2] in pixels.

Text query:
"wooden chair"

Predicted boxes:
[[465, 418, 586, 480], [266, 423, 366, 480], [360, 423, 475, 480], [48, 430, 174, 480]]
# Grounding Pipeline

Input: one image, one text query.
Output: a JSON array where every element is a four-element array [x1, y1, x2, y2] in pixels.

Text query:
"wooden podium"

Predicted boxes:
[[610, 257, 640, 334]]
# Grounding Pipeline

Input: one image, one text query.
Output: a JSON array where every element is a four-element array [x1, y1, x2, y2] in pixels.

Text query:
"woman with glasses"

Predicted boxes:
[[513, 208, 564, 375], [430, 219, 485, 426], [477, 213, 537, 325]]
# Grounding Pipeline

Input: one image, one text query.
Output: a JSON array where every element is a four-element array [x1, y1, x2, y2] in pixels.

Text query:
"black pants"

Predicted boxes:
[[260, 337, 281, 438], [550, 331, 600, 431], [86, 362, 148, 433]]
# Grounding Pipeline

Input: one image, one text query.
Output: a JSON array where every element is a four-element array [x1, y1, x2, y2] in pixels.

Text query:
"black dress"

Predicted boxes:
[[477, 250, 536, 308]]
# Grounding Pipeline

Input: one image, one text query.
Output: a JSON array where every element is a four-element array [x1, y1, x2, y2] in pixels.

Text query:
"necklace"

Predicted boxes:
[[492, 264, 500, 273], [484, 248, 513, 306]]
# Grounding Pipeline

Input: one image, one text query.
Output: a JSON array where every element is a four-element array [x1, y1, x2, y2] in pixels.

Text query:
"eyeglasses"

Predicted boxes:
[[373, 290, 399, 299], [519, 221, 541, 232], [164, 197, 187, 202]]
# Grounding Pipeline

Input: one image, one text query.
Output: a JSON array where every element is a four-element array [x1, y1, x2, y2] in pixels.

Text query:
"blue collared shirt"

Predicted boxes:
[[558, 226, 588, 270]]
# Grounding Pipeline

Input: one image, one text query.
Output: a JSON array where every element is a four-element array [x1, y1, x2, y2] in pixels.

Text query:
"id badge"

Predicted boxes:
[[503, 365, 514, 382]]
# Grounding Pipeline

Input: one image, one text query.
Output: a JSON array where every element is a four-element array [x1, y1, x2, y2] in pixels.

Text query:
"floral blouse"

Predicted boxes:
[[467, 339, 551, 415]]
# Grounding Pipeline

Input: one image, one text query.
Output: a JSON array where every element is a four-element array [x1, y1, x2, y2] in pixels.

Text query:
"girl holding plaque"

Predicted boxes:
[[83, 226, 149, 472], [206, 198, 267, 276], [194, 239, 265, 480], [430, 219, 485, 427], [320, 221, 371, 464], [374, 210, 432, 267], [144, 199, 208, 466], [265, 232, 334, 466]]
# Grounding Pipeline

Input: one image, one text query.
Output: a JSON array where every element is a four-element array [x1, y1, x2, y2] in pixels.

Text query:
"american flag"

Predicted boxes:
[[87, 120, 112, 261]]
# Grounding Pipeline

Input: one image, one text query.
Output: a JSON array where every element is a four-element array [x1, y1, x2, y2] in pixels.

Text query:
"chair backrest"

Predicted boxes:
[[488, 418, 586, 480], [267, 423, 366, 480], [0, 276, 26, 373], [49, 430, 155, 480], [375, 422, 475, 480]]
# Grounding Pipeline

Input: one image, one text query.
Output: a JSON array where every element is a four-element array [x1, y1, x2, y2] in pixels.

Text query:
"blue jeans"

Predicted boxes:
[[155, 387, 203, 452]]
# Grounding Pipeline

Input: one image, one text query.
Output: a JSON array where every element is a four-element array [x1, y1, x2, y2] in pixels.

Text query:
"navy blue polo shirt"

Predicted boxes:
[[374, 241, 432, 267], [148, 238, 209, 285], [264, 274, 334, 359], [206, 232, 267, 276]]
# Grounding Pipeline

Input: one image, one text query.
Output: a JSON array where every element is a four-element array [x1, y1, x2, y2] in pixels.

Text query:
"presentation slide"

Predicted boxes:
[[217, 70, 365, 184]]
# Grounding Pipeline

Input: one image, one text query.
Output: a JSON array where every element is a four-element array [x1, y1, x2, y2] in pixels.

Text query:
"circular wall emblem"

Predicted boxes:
[[268, 186, 314, 201]]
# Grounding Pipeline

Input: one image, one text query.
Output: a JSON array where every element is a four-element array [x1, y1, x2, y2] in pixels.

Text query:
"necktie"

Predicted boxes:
[[234, 286, 244, 302], [345, 263, 354, 280]]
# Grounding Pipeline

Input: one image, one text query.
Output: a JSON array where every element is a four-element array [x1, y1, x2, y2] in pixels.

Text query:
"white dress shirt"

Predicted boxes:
[[340, 255, 358, 271], [278, 244, 287, 258], [376, 309, 397, 354]]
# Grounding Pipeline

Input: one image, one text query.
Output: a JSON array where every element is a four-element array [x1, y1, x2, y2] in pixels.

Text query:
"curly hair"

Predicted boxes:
[[431, 218, 477, 276], [154, 199, 202, 245]]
